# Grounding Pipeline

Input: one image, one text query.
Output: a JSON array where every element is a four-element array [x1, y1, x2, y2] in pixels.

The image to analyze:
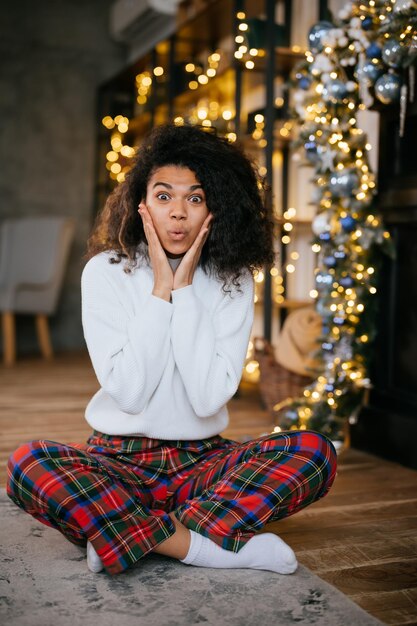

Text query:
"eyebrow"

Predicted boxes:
[[152, 182, 203, 191]]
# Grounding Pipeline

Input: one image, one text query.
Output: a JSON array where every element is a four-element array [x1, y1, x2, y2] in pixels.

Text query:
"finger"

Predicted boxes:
[[138, 204, 147, 230], [140, 208, 160, 247], [138, 205, 156, 236], [196, 223, 211, 247], [139, 211, 157, 247], [196, 216, 212, 241], [202, 214, 213, 236], [139, 203, 154, 223], [138, 208, 150, 233], [142, 218, 166, 259], [204, 213, 214, 227], [138, 203, 152, 225], [181, 232, 208, 270], [144, 221, 159, 247], [187, 223, 211, 256]]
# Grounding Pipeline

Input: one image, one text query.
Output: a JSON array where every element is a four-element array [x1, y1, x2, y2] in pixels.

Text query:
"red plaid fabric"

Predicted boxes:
[[7, 430, 336, 575]]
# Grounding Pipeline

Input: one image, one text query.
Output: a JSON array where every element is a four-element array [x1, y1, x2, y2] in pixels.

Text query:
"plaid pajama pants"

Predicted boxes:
[[7, 429, 337, 575]]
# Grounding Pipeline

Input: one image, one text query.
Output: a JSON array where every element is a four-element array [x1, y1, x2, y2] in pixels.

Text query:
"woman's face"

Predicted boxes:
[[145, 165, 210, 258]]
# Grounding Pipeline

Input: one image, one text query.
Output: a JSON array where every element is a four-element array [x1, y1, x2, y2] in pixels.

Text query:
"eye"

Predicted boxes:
[[156, 192, 170, 201], [189, 195, 204, 204]]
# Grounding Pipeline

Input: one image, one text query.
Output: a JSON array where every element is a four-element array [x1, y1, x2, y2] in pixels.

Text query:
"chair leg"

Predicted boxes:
[[35, 314, 53, 360], [2, 312, 16, 366]]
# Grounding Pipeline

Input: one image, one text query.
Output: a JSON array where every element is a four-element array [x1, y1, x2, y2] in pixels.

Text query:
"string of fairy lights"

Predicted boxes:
[[234, 10, 265, 69], [100, 1, 416, 441], [274, 0, 416, 440], [101, 9, 308, 334], [102, 115, 135, 183]]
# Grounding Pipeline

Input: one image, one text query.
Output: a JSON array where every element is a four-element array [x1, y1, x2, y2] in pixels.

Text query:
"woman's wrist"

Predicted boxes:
[[173, 272, 193, 291], [172, 281, 191, 291], [152, 287, 172, 302]]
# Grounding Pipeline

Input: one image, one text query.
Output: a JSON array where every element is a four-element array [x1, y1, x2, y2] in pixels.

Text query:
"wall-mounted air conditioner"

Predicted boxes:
[[111, 0, 180, 50]]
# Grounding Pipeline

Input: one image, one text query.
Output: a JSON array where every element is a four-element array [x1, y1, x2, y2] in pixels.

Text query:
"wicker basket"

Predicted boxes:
[[254, 337, 314, 420]]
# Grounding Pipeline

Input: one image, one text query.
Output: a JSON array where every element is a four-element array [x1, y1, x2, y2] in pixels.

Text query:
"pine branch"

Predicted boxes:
[[378, 7, 417, 35]]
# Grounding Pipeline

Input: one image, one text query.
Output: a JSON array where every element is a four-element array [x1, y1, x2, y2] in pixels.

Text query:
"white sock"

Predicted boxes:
[[87, 541, 104, 573], [180, 530, 297, 575]]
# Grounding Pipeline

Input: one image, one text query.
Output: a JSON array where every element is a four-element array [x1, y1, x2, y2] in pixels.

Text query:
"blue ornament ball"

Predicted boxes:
[[298, 76, 312, 90], [340, 215, 357, 232], [340, 276, 354, 287], [374, 73, 402, 104], [308, 21, 334, 53], [319, 231, 331, 241], [324, 255, 337, 267], [329, 170, 359, 197], [355, 59, 384, 86], [296, 71, 312, 90], [362, 17, 373, 31], [322, 79, 349, 103], [382, 40, 406, 68], [334, 249, 346, 260], [366, 43, 382, 59]]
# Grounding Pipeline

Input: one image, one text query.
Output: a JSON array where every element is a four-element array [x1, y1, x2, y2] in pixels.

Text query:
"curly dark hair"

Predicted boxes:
[[86, 123, 274, 289]]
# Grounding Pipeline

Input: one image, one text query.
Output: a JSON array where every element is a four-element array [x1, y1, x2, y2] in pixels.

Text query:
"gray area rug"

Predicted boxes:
[[0, 490, 381, 626]]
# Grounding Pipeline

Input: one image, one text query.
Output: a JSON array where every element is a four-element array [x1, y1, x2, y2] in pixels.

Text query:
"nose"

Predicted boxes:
[[170, 198, 187, 220]]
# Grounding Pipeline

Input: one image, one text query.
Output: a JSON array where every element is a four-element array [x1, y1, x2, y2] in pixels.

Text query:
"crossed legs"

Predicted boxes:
[[7, 431, 337, 575]]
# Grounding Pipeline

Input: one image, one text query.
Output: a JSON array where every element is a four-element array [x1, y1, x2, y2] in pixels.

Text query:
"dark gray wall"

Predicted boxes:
[[0, 0, 126, 355]]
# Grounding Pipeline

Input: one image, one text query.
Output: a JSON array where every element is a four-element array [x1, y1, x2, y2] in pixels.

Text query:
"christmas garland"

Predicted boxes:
[[275, 0, 417, 441]]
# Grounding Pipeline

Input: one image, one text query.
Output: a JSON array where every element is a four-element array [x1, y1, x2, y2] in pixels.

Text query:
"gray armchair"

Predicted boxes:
[[0, 216, 75, 366]]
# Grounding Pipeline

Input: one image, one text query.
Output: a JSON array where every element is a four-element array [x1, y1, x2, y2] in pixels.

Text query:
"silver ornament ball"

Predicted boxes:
[[329, 169, 359, 197], [394, 0, 417, 12], [308, 21, 334, 53], [322, 79, 349, 103], [355, 59, 384, 86], [312, 211, 332, 235], [382, 39, 406, 68], [375, 73, 402, 104]]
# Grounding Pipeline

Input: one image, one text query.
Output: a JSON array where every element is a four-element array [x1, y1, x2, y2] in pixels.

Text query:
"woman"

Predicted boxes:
[[7, 124, 337, 575]]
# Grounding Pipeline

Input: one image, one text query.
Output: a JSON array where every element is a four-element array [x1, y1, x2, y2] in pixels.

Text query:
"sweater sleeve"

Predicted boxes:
[[170, 271, 254, 417], [81, 258, 173, 415]]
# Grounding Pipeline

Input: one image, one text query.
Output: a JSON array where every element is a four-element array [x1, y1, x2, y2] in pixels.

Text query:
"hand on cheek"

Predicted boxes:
[[173, 213, 213, 291], [138, 203, 174, 301]]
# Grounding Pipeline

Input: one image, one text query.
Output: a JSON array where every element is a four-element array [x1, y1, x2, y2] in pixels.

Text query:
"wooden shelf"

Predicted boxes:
[[275, 299, 312, 309], [274, 217, 312, 225], [255, 299, 313, 309]]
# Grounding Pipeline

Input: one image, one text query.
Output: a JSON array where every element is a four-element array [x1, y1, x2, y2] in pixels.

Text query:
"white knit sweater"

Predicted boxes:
[[81, 250, 254, 439]]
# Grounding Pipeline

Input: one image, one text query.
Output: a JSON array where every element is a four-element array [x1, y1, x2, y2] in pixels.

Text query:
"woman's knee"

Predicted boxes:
[[266, 429, 337, 485], [8, 439, 41, 470], [296, 430, 337, 493], [7, 440, 52, 497]]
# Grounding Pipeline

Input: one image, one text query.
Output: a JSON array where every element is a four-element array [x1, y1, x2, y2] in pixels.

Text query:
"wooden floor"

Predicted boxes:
[[1, 352, 417, 625]]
